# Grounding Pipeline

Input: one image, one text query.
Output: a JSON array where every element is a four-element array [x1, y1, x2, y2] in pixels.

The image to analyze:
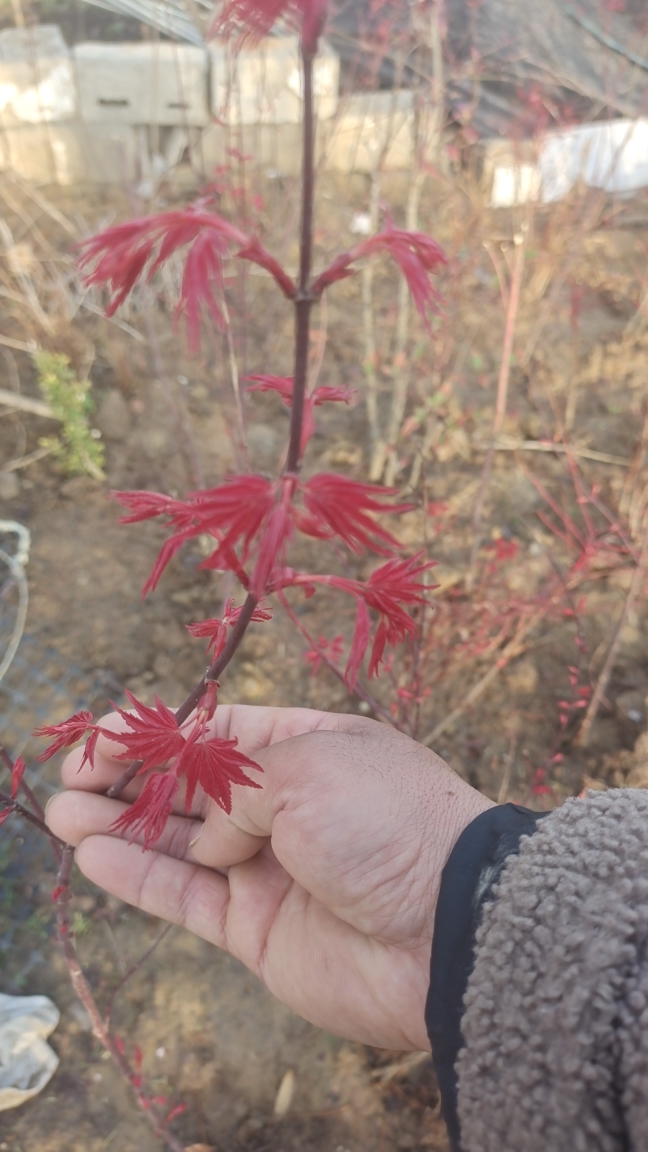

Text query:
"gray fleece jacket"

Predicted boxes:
[[456, 789, 648, 1152]]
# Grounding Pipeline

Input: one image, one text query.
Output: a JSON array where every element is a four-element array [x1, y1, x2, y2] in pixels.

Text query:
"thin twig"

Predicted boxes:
[[362, 172, 381, 464], [104, 923, 173, 1027], [478, 437, 630, 467], [221, 295, 248, 469], [55, 847, 186, 1152], [2, 444, 57, 473], [0, 790, 66, 849], [276, 591, 396, 728], [0, 388, 53, 418], [576, 518, 648, 747], [467, 228, 527, 588], [381, 167, 426, 487], [143, 299, 204, 490], [0, 744, 46, 822], [286, 44, 315, 475], [422, 613, 541, 747]]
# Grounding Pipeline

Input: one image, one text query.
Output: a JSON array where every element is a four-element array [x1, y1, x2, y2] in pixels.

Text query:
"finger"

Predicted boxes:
[[75, 834, 232, 948], [190, 803, 266, 870], [46, 790, 202, 860]]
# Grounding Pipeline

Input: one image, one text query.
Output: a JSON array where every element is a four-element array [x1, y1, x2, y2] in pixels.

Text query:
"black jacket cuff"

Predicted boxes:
[[425, 803, 549, 1150]]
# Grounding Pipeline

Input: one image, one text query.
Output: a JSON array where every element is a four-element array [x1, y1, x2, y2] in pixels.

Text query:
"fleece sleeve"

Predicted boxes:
[[425, 802, 548, 1150], [453, 789, 648, 1152]]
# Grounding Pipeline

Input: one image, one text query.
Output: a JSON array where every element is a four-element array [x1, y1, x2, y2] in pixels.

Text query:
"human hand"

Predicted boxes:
[[46, 706, 493, 1051]]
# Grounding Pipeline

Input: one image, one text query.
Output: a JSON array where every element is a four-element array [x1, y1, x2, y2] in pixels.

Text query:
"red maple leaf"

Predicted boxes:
[[300, 473, 411, 555], [187, 598, 271, 656], [362, 554, 437, 676], [177, 732, 262, 813], [246, 375, 354, 455], [79, 727, 101, 772], [109, 771, 180, 850], [186, 617, 228, 657], [312, 217, 446, 329], [34, 711, 95, 762], [78, 207, 247, 322], [249, 475, 296, 597], [112, 475, 276, 595], [277, 553, 435, 683], [10, 756, 26, 799], [105, 692, 185, 774], [345, 600, 371, 689], [213, 0, 328, 50]]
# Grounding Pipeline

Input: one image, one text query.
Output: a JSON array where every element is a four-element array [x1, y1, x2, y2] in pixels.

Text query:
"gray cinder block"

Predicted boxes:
[[73, 41, 209, 127]]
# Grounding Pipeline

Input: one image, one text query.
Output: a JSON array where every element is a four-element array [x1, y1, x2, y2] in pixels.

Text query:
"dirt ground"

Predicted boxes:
[[1, 164, 648, 1151]]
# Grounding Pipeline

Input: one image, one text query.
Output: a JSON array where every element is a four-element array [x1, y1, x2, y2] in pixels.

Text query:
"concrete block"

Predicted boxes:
[[0, 25, 76, 127], [323, 90, 414, 173], [74, 41, 209, 127], [210, 35, 339, 125], [0, 122, 137, 185]]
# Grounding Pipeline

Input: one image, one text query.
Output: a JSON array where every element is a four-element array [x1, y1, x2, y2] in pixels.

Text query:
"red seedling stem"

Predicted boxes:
[[577, 513, 648, 747], [287, 44, 315, 475], [467, 226, 527, 587], [107, 42, 317, 802], [54, 846, 186, 1152]]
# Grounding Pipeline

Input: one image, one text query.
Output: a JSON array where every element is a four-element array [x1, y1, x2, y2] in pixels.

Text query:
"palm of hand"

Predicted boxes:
[[47, 706, 492, 1051]]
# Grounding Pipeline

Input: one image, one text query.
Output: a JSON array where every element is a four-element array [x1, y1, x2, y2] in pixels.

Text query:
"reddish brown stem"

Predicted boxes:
[[286, 45, 315, 475], [467, 229, 527, 587], [0, 743, 47, 821], [104, 922, 173, 1027], [277, 591, 396, 728], [0, 789, 65, 853], [107, 592, 261, 797], [576, 516, 648, 747], [109, 47, 318, 802], [55, 846, 186, 1152]]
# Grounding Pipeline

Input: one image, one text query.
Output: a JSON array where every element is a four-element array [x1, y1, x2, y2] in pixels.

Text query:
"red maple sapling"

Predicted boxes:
[[35, 0, 448, 850], [2, 9, 448, 1144]]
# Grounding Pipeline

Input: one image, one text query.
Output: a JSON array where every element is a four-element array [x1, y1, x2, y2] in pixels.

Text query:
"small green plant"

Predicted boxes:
[[34, 351, 105, 480]]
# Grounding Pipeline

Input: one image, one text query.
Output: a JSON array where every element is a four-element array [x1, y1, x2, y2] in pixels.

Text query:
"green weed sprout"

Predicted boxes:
[[34, 351, 105, 481]]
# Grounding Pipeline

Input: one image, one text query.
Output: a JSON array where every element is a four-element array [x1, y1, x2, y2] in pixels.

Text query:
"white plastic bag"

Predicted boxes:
[[0, 993, 60, 1111]]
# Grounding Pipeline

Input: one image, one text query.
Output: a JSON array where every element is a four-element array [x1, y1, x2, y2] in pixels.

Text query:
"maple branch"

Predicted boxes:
[[422, 612, 541, 746], [107, 593, 260, 798], [104, 922, 173, 1027], [0, 789, 66, 850], [110, 46, 318, 801], [55, 846, 186, 1152], [0, 782, 185, 1149], [576, 516, 648, 747], [286, 44, 315, 475], [467, 227, 527, 589], [0, 742, 47, 821], [277, 591, 396, 728]]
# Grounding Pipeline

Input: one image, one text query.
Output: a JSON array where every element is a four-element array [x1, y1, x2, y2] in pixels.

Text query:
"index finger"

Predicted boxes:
[[60, 703, 358, 793]]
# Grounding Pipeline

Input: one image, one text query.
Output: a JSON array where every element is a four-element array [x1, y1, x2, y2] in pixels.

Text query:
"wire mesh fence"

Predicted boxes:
[[0, 534, 123, 974]]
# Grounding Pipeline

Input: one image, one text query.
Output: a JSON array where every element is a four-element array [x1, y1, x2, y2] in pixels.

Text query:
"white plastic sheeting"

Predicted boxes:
[[0, 993, 60, 1111], [0, 26, 76, 126], [490, 118, 648, 206]]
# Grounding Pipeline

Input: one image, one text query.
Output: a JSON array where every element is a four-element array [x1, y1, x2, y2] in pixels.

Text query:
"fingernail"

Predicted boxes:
[[188, 826, 203, 849], [44, 795, 57, 824]]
